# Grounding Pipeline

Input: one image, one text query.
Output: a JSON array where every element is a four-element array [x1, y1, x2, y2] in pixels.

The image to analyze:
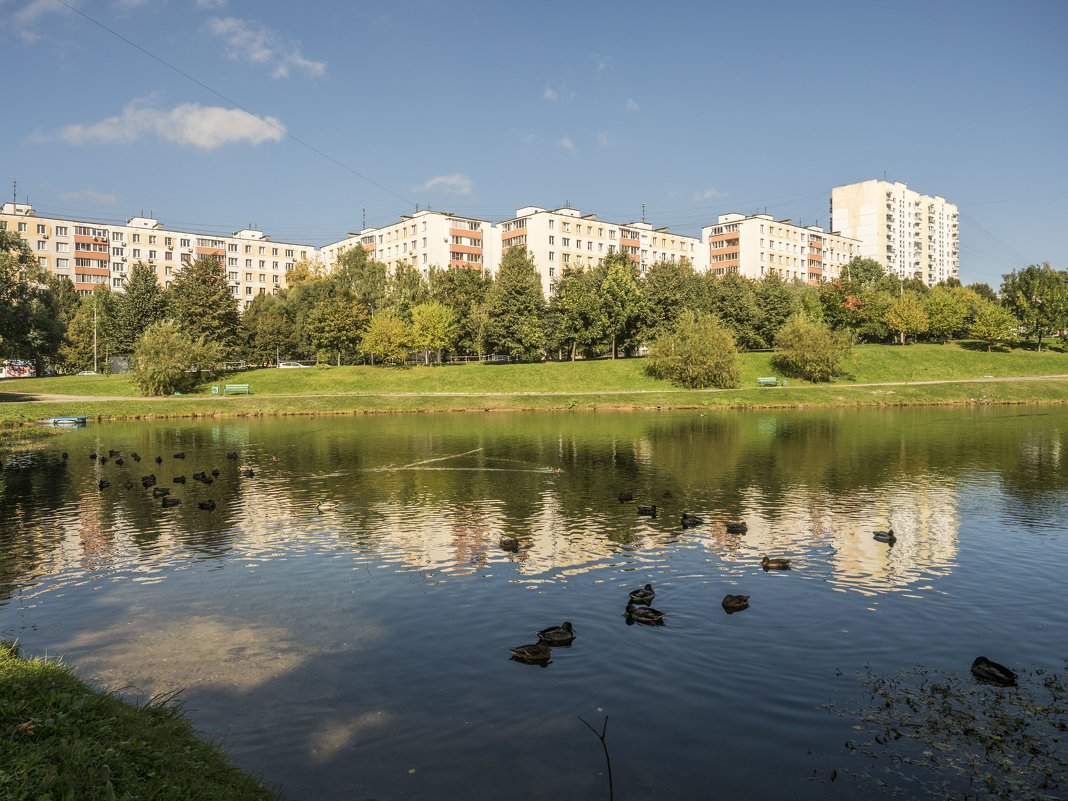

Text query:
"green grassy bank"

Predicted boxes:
[[1, 344, 1067, 437], [0, 641, 278, 801]]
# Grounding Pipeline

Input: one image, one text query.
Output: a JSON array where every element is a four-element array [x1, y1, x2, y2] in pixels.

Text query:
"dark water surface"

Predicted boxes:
[[1, 408, 1066, 799]]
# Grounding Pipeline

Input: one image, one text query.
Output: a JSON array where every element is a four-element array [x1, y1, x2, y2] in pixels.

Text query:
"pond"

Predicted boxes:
[[1, 408, 1066, 800]]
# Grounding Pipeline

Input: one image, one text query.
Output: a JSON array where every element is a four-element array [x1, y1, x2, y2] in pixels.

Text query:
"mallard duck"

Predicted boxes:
[[637, 505, 657, 517], [971, 656, 1017, 686], [241, 468, 254, 478], [722, 594, 750, 613], [161, 497, 181, 508], [152, 487, 170, 497], [155, 456, 163, 464], [173, 475, 186, 484], [211, 469, 220, 477], [130, 452, 140, 462], [499, 536, 520, 552], [618, 492, 633, 503], [761, 556, 791, 570], [681, 514, 703, 528], [114, 458, 123, 467], [316, 501, 338, 511], [123, 481, 134, 490], [510, 642, 552, 663], [108, 450, 121, 457], [536, 622, 575, 644], [628, 583, 655, 604], [873, 529, 896, 544], [226, 452, 238, 460], [725, 521, 748, 535], [198, 500, 216, 511], [624, 604, 665, 624], [173, 452, 185, 459], [98, 479, 110, 490]]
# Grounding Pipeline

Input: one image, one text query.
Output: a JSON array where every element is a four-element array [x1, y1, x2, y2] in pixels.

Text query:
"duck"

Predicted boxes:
[[198, 500, 216, 511], [98, 480, 110, 490], [114, 458, 124, 467], [225, 452, 238, 460], [624, 604, 665, 625], [637, 505, 657, 517], [155, 456, 163, 465], [618, 492, 634, 503], [123, 481, 134, 490], [211, 469, 220, 477], [130, 452, 140, 462], [628, 583, 655, 604], [722, 594, 750, 613], [316, 501, 338, 511], [173, 452, 186, 459], [152, 487, 170, 497], [161, 497, 181, 508], [725, 521, 748, 535], [192, 471, 207, 481], [89, 453, 98, 460], [761, 556, 791, 570], [61, 452, 68, 460], [873, 529, 897, 544], [536, 622, 575, 644], [241, 469, 254, 478], [681, 514, 703, 528], [173, 475, 186, 484], [499, 536, 520, 553], [971, 656, 1017, 686], [108, 450, 121, 457], [510, 643, 552, 663]]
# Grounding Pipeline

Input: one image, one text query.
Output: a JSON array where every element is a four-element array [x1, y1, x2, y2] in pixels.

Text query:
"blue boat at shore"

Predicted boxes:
[[42, 416, 87, 428]]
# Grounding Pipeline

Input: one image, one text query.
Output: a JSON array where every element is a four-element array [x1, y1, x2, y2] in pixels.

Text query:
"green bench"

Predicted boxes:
[[224, 384, 250, 395], [757, 377, 786, 387]]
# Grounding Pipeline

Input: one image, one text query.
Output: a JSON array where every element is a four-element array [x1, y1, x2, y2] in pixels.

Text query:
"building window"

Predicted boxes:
[[132, 234, 140, 243], [548, 251, 555, 261], [17, 222, 26, 232], [36, 224, 46, 234], [56, 226, 67, 236], [245, 273, 253, 282], [132, 249, 140, 258]]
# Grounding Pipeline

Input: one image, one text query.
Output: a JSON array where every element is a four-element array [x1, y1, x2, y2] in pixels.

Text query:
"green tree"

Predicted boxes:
[[481, 247, 546, 360], [57, 301, 97, 373], [428, 267, 492, 356], [599, 251, 642, 357], [57, 292, 117, 373], [410, 302, 459, 364], [754, 273, 800, 348], [545, 266, 601, 360], [967, 282, 998, 303], [842, 257, 885, 286], [114, 262, 165, 353], [1000, 263, 1068, 351], [968, 298, 1019, 352], [773, 316, 850, 382], [360, 313, 410, 365], [166, 258, 240, 351], [385, 262, 428, 319], [0, 231, 66, 373], [697, 272, 764, 349], [646, 311, 741, 389], [886, 291, 930, 345], [923, 285, 971, 344], [305, 294, 370, 366], [335, 245, 388, 315], [640, 259, 700, 341], [129, 320, 222, 396]]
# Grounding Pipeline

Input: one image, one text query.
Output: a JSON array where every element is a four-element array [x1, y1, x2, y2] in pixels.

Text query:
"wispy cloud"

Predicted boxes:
[[559, 136, 577, 155], [60, 189, 119, 204], [413, 173, 472, 196], [596, 132, 613, 148], [625, 98, 639, 112], [207, 16, 325, 78], [195, 0, 227, 7], [12, 0, 76, 42], [115, 0, 151, 8], [693, 188, 724, 201], [543, 85, 558, 101], [37, 100, 286, 149]]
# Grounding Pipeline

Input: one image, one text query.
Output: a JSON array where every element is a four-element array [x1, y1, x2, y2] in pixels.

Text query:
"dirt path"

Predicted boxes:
[[5, 374, 1068, 403]]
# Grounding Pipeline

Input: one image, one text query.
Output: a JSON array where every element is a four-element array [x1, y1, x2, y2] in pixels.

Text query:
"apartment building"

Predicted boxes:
[[830, 180, 959, 286], [497, 206, 701, 295], [319, 209, 498, 278], [0, 202, 315, 307], [700, 213, 859, 284]]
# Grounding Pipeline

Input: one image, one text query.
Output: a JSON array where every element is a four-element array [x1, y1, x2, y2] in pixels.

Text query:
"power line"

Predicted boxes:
[[51, 0, 414, 209]]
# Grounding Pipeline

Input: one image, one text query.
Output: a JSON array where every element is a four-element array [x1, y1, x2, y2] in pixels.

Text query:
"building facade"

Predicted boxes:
[[830, 180, 959, 286], [700, 213, 859, 284], [498, 206, 701, 296], [318, 209, 498, 279], [1, 202, 316, 308]]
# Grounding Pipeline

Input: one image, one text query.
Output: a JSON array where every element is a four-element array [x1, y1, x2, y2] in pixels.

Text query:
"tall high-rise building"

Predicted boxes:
[[830, 180, 959, 286]]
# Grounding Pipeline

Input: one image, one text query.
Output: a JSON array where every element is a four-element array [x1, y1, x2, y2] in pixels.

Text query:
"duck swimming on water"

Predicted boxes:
[[624, 604, 665, 624], [971, 656, 1017, 686], [761, 556, 791, 570], [536, 622, 575, 644], [722, 594, 750, 613], [510, 643, 552, 664], [628, 583, 655, 604], [316, 501, 338, 511]]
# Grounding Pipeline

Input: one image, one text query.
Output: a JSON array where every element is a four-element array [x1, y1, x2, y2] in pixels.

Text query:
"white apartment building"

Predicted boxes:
[[0, 202, 315, 308], [319, 209, 498, 279], [830, 180, 959, 286], [498, 206, 701, 296], [700, 213, 859, 283]]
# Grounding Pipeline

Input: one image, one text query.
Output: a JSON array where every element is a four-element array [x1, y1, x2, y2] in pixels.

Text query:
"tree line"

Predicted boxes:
[[3, 227, 1065, 389]]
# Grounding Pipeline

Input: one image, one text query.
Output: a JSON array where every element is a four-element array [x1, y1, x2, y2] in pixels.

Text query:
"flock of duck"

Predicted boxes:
[[89, 448, 250, 511]]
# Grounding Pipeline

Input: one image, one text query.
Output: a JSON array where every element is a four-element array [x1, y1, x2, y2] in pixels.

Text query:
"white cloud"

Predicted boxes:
[[596, 132, 612, 148], [41, 100, 286, 149], [625, 98, 639, 112], [412, 173, 472, 196], [543, 85, 558, 101], [207, 16, 325, 78], [521, 131, 536, 144], [559, 136, 577, 155], [12, 0, 76, 41], [693, 188, 724, 201], [195, 0, 226, 7], [60, 189, 119, 204]]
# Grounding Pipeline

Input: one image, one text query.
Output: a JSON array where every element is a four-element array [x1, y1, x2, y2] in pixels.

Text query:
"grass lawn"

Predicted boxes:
[[0, 641, 278, 801]]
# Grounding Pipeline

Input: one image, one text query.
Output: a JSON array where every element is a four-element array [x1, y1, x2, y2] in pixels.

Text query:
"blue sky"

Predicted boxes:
[[3, 0, 1066, 289]]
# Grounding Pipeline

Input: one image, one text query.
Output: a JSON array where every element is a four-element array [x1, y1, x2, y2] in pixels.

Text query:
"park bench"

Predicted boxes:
[[757, 377, 786, 387], [224, 384, 250, 395]]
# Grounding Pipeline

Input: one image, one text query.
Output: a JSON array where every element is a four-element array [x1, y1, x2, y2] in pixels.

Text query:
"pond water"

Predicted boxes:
[[1, 408, 1066, 800]]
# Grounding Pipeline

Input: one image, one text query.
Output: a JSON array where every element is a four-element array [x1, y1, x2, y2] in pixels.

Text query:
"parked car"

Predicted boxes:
[[277, 361, 308, 368]]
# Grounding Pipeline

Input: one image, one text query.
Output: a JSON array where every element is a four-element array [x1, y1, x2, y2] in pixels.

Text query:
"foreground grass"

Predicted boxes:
[[0, 641, 278, 801]]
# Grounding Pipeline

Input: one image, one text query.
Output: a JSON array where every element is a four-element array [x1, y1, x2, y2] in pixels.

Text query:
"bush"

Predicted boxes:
[[129, 320, 222, 396], [773, 316, 850, 382], [646, 311, 741, 389]]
